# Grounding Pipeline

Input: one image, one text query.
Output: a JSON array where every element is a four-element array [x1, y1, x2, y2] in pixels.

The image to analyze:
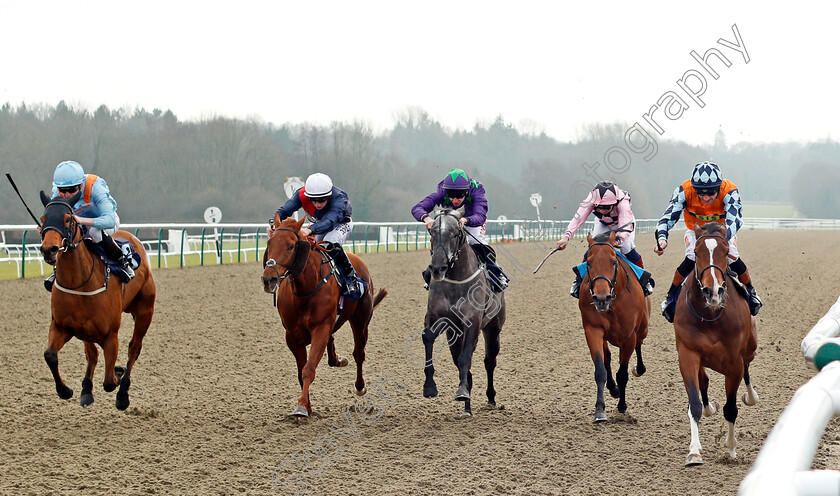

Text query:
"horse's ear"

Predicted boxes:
[[432, 206, 441, 218], [40, 190, 50, 206], [294, 215, 306, 232], [455, 206, 466, 218], [273, 212, 282, 227], [586, 233, 594, 245], [694, 223, 704, 236], [608, 231, 617, 245]]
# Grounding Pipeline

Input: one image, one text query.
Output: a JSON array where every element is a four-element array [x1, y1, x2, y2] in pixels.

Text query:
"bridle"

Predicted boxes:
[[264, 228, 333, 300], [41, 200, 102, 294], [430, 212, 467, 273], [686, 233, 729, 322], [41, 200, 82, 251], [584, 241, 629, 302]]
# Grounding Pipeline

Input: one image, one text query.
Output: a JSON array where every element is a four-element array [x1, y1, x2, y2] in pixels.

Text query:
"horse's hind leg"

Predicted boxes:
[[482, 325, 501, 407], [44, 323, 74, 400], [699, 367, 717, 416], [633, 340, 646, 377], [80, 342, 98, 407], [603, 344, 619, 398], [742, 365, 759, 405], [326, 334, 348, 368], [616, 344, 634, 414], [101, 332, 120, 394], [116, 302, 154, 411], [723, 372, 742, 460], [349, 313, 370, 396]]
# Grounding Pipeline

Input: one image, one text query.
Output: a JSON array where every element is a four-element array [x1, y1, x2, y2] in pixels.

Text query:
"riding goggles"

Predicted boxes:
[[445, 190, 468, 199], [58, 185, 80, 194], [695, 187, 719, 196], [309, 196, 330, 204]]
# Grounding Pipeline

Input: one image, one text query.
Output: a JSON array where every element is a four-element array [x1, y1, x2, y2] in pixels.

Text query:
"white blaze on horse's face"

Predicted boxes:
[[703, 238, 724, 306]]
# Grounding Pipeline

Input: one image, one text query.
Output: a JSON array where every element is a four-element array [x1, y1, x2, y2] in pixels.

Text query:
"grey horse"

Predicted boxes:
[[421, 206, 506, 417]]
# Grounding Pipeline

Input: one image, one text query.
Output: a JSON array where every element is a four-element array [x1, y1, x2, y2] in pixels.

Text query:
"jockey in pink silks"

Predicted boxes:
[[557, 181, 652, 298]]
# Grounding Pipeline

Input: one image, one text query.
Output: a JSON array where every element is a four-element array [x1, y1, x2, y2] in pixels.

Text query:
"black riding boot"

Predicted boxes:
[[422, 266, 432, 290], [730, 258, 762, 316], [661, 283, 681, 323], [99, 234, 135, 280], [327, 243, 362, 299], [570, 272, 582, 299], [470, 243, 508, 292]]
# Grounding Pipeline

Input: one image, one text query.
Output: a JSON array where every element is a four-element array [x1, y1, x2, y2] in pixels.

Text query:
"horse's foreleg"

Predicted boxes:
[[585, 328, 608, 422], [287, 342, 308, 417], [422, 327, 439, 398], [633, 340, 647, 377], [678, 346, 704, 466], [723, 372, 742, 460], [80, 342, 98, 407], [454, 330, 479, 403], [616, 344, 634, 414], [482, 326, 501, 407], [101, 333, 120, 393], [603, 344, 619, 398], [699, 368, 718, 416], [296, 327, 330, 416], [44, 323, 74, 400]]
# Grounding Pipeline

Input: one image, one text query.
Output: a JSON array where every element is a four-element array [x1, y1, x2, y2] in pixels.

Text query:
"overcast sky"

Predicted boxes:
[[2, 1, 836, 146]]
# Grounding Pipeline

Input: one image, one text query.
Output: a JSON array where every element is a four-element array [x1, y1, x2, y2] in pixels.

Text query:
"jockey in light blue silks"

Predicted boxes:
[[47, 160, 135, 280]]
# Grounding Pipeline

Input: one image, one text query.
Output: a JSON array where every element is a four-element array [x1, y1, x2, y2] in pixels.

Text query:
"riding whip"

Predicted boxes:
[[5, 173, 41, 227], [533, 246, 561, 274]]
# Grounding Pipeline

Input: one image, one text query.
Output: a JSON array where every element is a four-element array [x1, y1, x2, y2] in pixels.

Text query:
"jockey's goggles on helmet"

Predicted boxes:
[[696, 187, 720, 196], [445, 189, 467, 199], [58, 185, 80, 194], [309, 196, 330, 204]]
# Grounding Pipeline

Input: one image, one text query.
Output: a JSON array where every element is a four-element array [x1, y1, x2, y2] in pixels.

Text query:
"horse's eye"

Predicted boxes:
[[288, 244, 295, 251]]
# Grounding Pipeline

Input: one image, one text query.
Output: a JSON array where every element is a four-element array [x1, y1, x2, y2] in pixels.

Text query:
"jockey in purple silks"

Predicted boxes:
[[558, 181, 653, 299], [411, 168, 508, 292]]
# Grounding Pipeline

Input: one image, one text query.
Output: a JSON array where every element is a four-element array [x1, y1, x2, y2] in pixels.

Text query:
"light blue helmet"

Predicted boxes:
[[53, 161, 85, 188]]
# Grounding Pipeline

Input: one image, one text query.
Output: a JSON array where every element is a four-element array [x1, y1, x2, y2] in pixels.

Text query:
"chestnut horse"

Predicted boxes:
[[675, 222, 759, 466], [261, 215, 387, 418], [39, 191, 156, 410], [578, 232, 650, 422]]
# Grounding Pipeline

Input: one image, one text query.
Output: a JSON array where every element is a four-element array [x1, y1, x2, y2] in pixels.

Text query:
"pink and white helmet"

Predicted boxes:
[[592, 181, 626, 206]]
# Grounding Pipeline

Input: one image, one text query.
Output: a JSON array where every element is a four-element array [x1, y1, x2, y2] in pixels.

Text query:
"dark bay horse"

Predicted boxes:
[[675, 223, 759, 466], [261, 215, 387, 418], [39, 191, 156, 410], [421, 207, 505, 417], [578, 232, 650, 422]]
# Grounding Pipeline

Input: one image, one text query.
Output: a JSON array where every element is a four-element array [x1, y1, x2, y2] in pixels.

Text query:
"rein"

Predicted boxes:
[[43, 201, 109, 296]]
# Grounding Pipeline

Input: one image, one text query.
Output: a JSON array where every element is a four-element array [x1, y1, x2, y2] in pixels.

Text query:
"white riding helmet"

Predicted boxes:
[[304, 173, 333, 197]]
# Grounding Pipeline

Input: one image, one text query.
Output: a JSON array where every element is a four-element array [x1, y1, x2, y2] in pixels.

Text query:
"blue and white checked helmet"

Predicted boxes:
[[690, 161, 722, 189]]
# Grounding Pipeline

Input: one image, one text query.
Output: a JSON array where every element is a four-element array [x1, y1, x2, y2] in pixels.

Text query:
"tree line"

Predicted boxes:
[[1, 101, 838, 226]]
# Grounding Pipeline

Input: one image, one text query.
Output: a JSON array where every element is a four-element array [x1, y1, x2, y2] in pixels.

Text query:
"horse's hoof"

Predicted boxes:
[[608, 386, 620, 398], [337, 357, 349, 367], [703, 400, 719, 417], [617, 402, 627, 414], [455, 387, 470, 402], [354, 386, 366, 396], [685, 453, 704, 466], [114, 366, 126, 380], [593, 410, 608, 423], [633, 365, 646, 377], [103, 382, 117, 393], [57, 386, 73, 400], [80, 393, 94, 407], [115, 396, 130, 411], [292, 406, 309, 418], [459, 411, 472, 419], [423, 384, 438, 398], [742, 391, 759, 406]]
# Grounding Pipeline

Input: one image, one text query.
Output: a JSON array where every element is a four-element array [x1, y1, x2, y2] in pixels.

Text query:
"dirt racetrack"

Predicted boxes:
[[2, 230, 840, 495]]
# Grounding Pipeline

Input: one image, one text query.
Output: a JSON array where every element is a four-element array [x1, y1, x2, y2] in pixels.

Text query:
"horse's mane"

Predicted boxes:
[[592, 232, 612, 243]]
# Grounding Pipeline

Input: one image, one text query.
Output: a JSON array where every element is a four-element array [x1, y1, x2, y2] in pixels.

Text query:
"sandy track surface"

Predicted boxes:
[[2, 230, 839, 495]]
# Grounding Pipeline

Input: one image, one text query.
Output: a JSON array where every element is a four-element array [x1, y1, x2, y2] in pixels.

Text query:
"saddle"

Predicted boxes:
[[574, 250, 655, 296], [84, 238, 140, 282], [726, 268, 750, 301]]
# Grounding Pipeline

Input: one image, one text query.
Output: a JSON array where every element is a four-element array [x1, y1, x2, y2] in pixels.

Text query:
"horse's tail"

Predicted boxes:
[[372, 288, 388, 310]]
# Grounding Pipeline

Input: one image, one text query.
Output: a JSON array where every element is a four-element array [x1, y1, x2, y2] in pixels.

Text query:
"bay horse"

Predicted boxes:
[[261, 215, 387, 418], [39, 191, 156, 410], [675, 222, 759, 466], [421, 207, 505, 417], [578, 232, 650, 422]]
